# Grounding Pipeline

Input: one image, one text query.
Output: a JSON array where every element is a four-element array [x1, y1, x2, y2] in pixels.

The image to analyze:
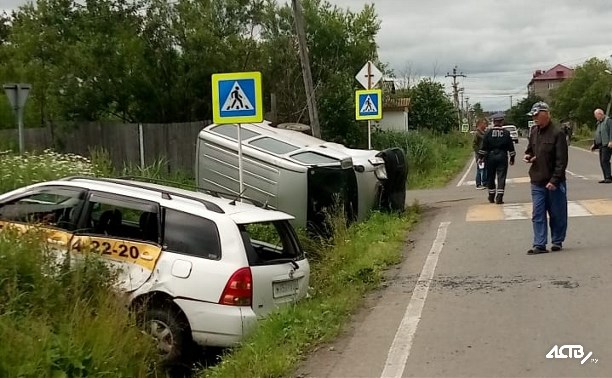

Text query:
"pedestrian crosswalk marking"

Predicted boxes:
[[466, 199, 612, 222], [464, 177, 531, 186], [463, 171, 592, 187], [580, 199, 612, 215], [221, 81, 254, 111]]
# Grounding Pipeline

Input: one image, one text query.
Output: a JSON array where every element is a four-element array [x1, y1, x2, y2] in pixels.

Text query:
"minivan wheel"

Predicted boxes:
[[144, 307, 190, 365]]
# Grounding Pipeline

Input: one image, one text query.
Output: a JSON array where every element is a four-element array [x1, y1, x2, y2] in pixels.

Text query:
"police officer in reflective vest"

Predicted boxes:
[[478, 117, 516, 204]]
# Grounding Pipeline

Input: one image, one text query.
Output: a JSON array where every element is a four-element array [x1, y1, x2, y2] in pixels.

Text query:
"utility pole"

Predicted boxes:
[[465, 96, 470, 125], [291, 0, 321, 138], [446, 66, 466, 129], [446, 66, 466, 110], [510, 95, 513, 109]]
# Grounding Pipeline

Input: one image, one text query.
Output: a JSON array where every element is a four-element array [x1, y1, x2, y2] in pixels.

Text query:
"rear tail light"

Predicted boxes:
[[219, 267, 252, 306]]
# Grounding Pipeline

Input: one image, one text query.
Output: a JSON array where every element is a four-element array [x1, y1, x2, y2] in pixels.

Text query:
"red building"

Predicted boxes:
[[527, 64, 574, 102]]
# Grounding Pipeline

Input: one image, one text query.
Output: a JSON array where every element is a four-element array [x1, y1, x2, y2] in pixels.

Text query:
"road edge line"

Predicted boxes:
[[457, 158, 474, 187], [380, 221, 451, 378]]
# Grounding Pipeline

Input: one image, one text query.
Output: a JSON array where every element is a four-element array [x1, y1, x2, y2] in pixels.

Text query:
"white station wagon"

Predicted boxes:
[[0, 177, 310, 362]]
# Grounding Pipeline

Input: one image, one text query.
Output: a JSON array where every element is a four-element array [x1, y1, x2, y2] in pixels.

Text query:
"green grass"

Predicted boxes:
[[201, 209, 420, 378], [0, 144, 460, 378], [0, 229, 161, 377], [0, 149, 100, 193], [372, 130, 473, 189]]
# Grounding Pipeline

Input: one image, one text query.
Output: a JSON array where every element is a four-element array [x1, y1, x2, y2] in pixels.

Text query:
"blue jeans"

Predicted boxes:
[[475, 155, 487, 186], [531, 182, 568, 248]]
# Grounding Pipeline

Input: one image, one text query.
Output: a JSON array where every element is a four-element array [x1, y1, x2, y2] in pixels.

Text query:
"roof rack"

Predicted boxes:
[[117, 176, 269, 209], [60, 176, 226, 213]]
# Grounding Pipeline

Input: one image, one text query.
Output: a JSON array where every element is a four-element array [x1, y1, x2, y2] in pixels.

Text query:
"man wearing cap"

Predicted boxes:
[[478, 116, 516, 204], [524, 101, 568, 255], [590, 108, 612, 183]]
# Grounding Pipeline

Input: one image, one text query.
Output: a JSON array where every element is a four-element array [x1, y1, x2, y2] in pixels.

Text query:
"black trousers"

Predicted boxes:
[[486, 154, 508, 195], [599, 146, 612, 180]]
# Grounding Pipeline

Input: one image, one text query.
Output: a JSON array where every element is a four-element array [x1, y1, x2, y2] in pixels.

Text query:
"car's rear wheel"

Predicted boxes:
[[144, 306, 191, 365]]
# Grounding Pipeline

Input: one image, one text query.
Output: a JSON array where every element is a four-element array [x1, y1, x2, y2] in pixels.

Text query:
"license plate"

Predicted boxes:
[[273, 279, 299, 299]]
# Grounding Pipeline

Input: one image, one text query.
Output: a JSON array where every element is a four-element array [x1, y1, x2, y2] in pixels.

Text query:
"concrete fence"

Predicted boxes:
[[0, 121, 212, 175]]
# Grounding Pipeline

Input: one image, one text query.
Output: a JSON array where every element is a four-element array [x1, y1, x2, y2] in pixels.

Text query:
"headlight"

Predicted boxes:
[[374, 165, 387, 180]]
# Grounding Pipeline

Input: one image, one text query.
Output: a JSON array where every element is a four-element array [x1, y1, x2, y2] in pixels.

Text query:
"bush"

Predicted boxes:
[[372, 130, 471, 188], [0, 228, 160, 377]]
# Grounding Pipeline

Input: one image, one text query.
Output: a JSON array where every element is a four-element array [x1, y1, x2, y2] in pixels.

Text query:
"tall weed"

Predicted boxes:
[[373, 130, 472, 188], [0, 150, 96, 193], [0, 229, 160, 377]]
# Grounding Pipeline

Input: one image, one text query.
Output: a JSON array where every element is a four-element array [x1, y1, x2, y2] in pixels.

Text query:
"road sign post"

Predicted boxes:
[[211, 72, 263, 198], [355, 61, 383, 149], [3, 83, 31, 154]]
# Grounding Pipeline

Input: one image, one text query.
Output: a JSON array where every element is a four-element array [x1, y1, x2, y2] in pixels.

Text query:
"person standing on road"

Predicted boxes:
[[478, 116, 516, 204], [524, 101, 568, 255], [590, 108, 612, 183], [472, 118, 488, 190]]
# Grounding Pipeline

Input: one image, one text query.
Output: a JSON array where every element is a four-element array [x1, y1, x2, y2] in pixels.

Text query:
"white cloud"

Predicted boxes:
[[329, 0, 612, 110]]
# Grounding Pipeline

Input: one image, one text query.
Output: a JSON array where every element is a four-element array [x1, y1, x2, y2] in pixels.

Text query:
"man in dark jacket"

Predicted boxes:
[[590, 108, 612, 183], [472, 118, 488, 189], [524, 101, 568, 255], [478, 117, 516, 204]]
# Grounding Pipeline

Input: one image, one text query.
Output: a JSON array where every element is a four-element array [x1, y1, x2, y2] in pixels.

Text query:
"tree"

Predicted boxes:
[[551, 58, 612, 127], [1, 0, 383, 147], [471, 102, 485, 120], [505, 93, 544, 129], [408, 78, 456, 133]]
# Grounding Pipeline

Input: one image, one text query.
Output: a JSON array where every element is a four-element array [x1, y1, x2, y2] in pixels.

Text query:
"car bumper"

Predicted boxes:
[[174, 298, 258, 348]]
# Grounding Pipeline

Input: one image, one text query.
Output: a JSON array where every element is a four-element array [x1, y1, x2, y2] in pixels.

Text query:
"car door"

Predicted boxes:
[[0, 186, 87, 259], [72, 191, 163, 292]]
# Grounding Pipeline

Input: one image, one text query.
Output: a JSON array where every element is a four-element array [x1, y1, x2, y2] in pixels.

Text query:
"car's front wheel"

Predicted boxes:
[[144, 306, 191, 365]]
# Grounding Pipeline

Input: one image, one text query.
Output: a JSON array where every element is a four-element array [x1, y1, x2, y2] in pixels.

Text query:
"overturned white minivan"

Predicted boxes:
[[196, 121, 407, 230]]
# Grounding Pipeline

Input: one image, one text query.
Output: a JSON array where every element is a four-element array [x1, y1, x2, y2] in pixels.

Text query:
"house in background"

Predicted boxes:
[[527, 64, 574, 102], [374, 97, 410, 132]]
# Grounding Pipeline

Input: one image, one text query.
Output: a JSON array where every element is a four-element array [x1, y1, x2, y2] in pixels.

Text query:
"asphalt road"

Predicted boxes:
[[296, 140, 611, 378]]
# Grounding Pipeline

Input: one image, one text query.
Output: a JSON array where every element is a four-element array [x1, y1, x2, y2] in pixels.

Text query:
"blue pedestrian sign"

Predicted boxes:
[[212, 72, 263, 124], [355, 89, 382, 121]]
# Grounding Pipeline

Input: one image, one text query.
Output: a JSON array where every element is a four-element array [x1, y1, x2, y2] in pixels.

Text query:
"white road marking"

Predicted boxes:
[[570, 144, 597, 155], [457, 158, 475, 187], [567, 201, 592, 217], [502, 203, 528, 220], [381, 221, 451, 378], [566, 169, 588, 180], [466, 200, 598, 221], [463, 177, 531, 186]]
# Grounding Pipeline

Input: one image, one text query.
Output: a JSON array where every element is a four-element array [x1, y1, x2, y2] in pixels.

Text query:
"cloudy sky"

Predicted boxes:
[[3, 0, 612, 110], [331, 0, 612, 110]]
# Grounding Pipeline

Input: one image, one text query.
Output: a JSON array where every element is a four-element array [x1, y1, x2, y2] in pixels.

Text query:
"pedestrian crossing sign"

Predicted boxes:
[[355, 89, 382, 120], [212, 71, 263, 124]]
